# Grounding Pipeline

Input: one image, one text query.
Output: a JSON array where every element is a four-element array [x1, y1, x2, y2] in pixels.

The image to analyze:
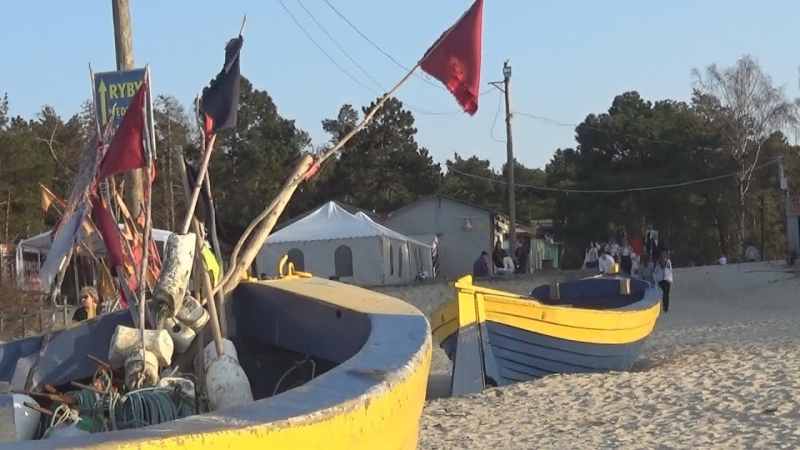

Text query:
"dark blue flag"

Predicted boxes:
[[200, 36, 244, 136]]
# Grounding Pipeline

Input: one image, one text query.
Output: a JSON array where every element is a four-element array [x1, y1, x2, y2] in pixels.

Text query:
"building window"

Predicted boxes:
[[398, 245, 404, 277], [389, 245, 394, 275], [287, 248, 305, 271], [334, 245, 354, 277]]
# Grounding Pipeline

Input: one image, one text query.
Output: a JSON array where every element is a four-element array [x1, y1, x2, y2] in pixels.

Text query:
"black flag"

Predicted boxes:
[[199, 36, 244, 136]]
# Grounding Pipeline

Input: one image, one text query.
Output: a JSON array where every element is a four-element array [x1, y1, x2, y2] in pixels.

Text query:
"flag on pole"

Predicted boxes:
[[199, 37, 244, 137], [420, 0, 484, 115], [90, 189, 133, 307], [40, 184, 65, 212], [97, 81, 148, 181]]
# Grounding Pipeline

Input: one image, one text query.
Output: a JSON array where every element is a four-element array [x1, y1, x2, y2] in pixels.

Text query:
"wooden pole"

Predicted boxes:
[[135, 67, 156, 350], [111, 0, 144, 220], [179, 135, 217, 234]]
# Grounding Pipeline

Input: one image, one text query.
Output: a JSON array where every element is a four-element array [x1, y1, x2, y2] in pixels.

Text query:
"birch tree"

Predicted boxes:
[[692, 55, 800, 258]]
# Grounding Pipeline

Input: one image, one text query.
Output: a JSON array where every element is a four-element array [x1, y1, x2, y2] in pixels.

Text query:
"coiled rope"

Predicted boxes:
[[42, 372, 202, 437]]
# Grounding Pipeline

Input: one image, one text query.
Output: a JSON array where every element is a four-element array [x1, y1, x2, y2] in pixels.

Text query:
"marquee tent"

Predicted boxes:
[[257, 202, 432, 286]]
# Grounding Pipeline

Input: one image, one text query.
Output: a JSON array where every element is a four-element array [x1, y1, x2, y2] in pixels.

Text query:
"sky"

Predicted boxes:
[[1, 0, 799, 171]]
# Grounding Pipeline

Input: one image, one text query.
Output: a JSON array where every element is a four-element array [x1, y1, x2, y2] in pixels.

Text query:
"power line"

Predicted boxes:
[[512, 110, 721, 152], [294, 0, 383, 91], [279, 0, 472, 117], [322, 0, 493, 97], [445, 158, 778, 194]]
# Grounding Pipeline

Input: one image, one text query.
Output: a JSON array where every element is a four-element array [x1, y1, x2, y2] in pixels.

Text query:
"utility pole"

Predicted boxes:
[[111, 0, 144, 220], [490, 61, 517, 259]]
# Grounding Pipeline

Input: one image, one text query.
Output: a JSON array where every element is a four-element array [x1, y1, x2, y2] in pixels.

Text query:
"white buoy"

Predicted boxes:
[[109, 325, 174, 367], [164, 317, 196, 355], [158, 376, 196, 400], [203, 340, 253, 411], [124, 349, 160, 390], [0, 382, 40, 442], [153, 233, 197, 323], [203, 338, 238, 371], [176, 295, 210, 331]]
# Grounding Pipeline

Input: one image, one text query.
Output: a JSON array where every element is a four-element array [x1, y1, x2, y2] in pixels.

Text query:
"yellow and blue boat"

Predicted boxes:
[[0, 260, 431, 449], [430, 274, 661, 395]]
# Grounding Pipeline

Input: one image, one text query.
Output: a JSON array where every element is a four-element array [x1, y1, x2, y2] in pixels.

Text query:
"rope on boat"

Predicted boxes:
[[41, 372, 203, 437], [273, 357, 317, 396]]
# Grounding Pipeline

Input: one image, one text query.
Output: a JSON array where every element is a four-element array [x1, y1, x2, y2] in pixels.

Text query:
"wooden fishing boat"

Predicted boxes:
[[0, 265, 431, 449], [430, 274, 661, 396]]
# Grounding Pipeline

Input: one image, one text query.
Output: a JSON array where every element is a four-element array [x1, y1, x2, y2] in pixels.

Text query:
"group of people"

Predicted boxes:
[[473, 239, 532, 277], [585, 230, 673, 313]]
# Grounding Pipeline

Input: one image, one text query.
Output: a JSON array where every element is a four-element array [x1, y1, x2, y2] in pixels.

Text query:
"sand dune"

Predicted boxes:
[[375, 262, 800, 449]]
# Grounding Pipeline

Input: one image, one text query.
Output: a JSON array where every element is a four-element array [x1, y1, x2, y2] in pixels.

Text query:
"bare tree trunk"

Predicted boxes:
[[738, 194, 746, 260], [4, 190, 10, 243]]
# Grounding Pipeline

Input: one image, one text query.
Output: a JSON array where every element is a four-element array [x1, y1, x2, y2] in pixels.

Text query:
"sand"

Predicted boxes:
[[374, 262, 800, 449]]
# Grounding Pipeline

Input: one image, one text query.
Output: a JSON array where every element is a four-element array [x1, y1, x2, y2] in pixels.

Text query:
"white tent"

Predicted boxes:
[[257, 202, 432, 286], [15, 225, 174, 290]]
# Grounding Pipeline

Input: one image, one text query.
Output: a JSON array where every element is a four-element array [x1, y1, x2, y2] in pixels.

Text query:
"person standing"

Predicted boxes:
[[620, 238, 633, 275], [653, 252, 673, 313]]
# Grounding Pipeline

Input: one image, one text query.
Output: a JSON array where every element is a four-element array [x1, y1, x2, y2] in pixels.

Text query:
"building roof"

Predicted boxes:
[[387, 193, 496, 219]]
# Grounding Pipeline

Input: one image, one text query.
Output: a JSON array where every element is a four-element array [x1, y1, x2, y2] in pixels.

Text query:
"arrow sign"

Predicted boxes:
[[97, 80, 108, 125], [92, 68, 153, 142]]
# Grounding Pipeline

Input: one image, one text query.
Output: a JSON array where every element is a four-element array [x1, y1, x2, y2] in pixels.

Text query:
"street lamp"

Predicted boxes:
[[503, 61, 511, 80]]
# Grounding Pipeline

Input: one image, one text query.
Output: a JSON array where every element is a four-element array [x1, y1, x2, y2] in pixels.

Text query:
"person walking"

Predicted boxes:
[[653, 252, 673, 313]]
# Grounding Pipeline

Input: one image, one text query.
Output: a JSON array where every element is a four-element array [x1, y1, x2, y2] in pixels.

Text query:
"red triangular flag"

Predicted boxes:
[[420, 0, 484, 115], [90, 189, 132, 307], [97, 81, 148, 181]]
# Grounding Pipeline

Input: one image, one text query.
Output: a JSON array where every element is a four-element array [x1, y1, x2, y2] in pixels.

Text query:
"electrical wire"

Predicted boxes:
[[512, 110, 722, 152], [445, 158, 778, 194], [322, 0, 493, 97], [490, 94, 505, 143], [278, 0, 476, 117]]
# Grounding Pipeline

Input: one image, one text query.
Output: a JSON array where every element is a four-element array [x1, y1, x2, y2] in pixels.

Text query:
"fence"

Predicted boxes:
[[0, 305, 71, 341]]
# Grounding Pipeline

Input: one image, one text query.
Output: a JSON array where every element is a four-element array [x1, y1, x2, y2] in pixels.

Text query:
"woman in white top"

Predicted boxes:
[[653, 252, 673, 313]]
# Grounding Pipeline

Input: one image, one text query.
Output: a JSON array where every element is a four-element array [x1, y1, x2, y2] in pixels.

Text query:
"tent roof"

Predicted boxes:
[[267, 202, 429, 245], [353, 212, 430, 247], [18, 225, 173, 254]]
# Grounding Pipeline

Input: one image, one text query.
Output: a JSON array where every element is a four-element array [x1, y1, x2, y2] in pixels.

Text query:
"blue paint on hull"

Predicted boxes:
[[441, 321, 646, 385]]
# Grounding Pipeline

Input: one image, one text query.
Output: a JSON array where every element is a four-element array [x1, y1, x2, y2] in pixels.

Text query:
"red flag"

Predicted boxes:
[[97, 81, 149, 181], [420, 0, 484, 115], [90, 190, 133, 307]]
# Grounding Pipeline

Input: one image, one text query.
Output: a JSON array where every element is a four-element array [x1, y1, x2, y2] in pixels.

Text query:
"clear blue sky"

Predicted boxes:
[[1, 0, 799, 170]]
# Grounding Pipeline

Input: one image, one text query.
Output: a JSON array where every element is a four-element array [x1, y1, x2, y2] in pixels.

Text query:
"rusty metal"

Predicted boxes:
[[24, 401, 53, 416], [70, 381, 105, 395], [11, 388, 76, 406]]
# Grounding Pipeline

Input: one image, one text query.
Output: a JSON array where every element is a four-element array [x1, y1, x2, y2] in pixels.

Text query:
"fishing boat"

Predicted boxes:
[[430, 273, 661, 396], [0, 262, 431, 449]]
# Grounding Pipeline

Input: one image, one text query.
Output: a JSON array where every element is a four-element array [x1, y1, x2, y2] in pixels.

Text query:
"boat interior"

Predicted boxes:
[[0, 279, 372, 415], [529, 276, 657, 311]]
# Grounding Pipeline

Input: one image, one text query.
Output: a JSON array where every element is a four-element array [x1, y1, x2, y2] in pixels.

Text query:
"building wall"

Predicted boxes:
[[384, 197, 494, 280]]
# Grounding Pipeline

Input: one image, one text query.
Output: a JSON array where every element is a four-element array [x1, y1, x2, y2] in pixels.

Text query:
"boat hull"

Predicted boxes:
[[441, 320, 646, 384], [431, 275, 660, 390]]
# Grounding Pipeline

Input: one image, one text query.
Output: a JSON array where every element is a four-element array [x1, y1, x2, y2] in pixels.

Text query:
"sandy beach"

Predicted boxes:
[[374, 262, 800, 449]]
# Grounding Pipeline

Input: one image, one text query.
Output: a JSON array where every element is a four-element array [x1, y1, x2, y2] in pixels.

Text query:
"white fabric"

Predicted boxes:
[[598, 254, 616, 274], [620, 245, 631, 257]]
